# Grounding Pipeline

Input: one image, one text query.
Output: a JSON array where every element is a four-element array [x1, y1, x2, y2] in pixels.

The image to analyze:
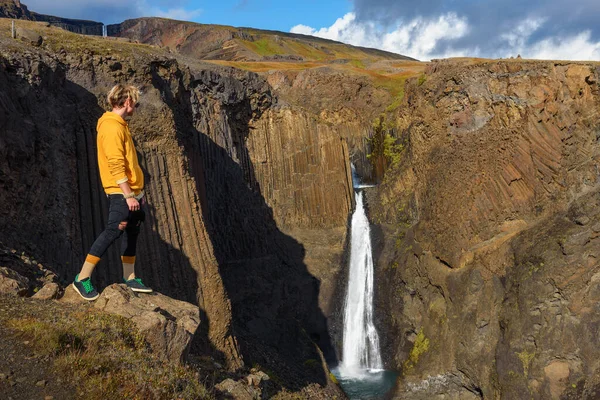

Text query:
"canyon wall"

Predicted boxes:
[[370, 59, 600, 399], [0, 24, 352, 395]]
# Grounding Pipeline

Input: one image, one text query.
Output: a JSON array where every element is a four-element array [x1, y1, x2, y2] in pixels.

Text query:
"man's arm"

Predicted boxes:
[[118, 181, 140, 211]]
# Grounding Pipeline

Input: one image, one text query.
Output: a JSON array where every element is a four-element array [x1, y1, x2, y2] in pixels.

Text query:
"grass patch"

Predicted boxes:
[[206, 60, 322, 72], [349, 59, 366, 69], [285, 40, 328, 61], [241, 37, 286, 57], [7, 311, 210, 400]]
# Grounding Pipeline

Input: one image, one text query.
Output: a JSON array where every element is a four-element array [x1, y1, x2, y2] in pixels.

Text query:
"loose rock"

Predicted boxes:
[[16, 27, 43, 46], [0, 267, 28, 296], [32, 282, 60, 300], [94, 284, 200, 363]]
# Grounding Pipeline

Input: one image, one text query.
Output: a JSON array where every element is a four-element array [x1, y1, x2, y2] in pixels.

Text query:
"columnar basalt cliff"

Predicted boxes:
[[370, 59, 600, 399], [0, 20, 351, 396]]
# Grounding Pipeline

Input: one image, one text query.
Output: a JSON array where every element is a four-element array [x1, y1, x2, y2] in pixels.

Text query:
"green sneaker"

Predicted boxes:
[[124, 277, 153, 293], [72, 274, 99, 301]]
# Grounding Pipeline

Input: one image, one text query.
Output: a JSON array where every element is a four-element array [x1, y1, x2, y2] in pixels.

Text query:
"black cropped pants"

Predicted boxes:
[[88, 194, 145, 259]]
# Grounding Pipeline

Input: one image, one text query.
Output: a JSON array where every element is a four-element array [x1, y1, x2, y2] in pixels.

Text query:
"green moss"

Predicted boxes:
[[395, 232, 406, 249], [367, 115, 404, 175], [242, 37, 286, 57], [349, 59, 366, 69], [303, 358, 320, 370], [516, 350, 536, 377], [417, 74, 427, 86], [329, 372, 339, 384], [384, 88, 406, 113], [403, 328, 430, 374]]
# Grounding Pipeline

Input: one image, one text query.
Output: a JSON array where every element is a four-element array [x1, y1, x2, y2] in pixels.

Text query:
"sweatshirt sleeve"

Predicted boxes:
[[99, 122, 128, 184]]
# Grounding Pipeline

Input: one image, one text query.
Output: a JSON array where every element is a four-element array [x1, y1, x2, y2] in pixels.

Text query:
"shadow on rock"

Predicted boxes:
[[153, 64, 338, 391]]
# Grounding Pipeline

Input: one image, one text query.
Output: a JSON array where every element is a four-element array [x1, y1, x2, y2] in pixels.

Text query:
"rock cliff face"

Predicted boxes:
[[0, 21, 350, 395], [370, 59, 600, 399]]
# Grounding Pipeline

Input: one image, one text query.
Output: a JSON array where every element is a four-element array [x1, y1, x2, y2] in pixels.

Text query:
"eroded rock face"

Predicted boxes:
[[0, 24, 350, 393], [371, 60, 600, 398], [94, 284, 200, 363]]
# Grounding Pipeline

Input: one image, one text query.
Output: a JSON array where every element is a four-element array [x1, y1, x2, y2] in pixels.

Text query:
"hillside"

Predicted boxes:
[[107, 17, 415, 63], [0, 0, 102, 34]]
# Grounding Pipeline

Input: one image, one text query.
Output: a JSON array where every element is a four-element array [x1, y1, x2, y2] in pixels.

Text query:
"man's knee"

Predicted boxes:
[[118, 221, 128, 231]]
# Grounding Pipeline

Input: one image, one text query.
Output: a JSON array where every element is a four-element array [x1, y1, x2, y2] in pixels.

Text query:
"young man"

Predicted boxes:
[[73, 84, 152, 300]]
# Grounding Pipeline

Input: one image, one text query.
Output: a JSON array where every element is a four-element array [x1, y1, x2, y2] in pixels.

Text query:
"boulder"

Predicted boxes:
[[214, 379, 257, 400], [32, 282, 60, 300], [58, 284, 87, 304], [94, 284, 200, 363], [0, 267, 28, 296], [246, 371, 269, 387], [16, 27, 42, 47]]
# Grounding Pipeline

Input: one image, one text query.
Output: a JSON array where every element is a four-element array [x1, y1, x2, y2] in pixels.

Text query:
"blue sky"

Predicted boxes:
[[24, 0, 353, 31], [22, 0, 600, 60]]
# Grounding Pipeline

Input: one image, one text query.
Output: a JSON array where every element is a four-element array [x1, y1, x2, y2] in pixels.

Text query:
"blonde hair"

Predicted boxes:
[[107, 84, 140, 108]]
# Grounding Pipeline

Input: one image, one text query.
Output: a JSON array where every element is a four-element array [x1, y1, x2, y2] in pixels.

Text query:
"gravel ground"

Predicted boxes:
[[0, 295, 78, 400]]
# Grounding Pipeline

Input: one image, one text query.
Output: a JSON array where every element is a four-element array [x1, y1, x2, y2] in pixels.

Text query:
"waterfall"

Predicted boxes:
[[339, 186, 383, 377]]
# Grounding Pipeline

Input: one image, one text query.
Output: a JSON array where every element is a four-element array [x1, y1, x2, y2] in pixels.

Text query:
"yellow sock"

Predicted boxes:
[[122, 256, 136, 281]]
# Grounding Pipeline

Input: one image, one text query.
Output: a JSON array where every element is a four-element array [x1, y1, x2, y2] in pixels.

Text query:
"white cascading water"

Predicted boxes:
[[339, 181, 383, 378]]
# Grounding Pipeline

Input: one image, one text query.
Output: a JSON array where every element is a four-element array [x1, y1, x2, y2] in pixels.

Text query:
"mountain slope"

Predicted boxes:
[[107, 17, 416, 62]]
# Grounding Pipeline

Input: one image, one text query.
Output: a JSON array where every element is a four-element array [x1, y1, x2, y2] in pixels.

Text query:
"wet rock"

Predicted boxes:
[[32, 282, 59, 300], [0, 267, 28, 296], [94, 284, 200, 363]]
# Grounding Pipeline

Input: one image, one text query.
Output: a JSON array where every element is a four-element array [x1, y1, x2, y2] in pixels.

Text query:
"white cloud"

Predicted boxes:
[[525, 31, 600, 60], [500, 18, 545, 50], [381, 14, 470, 60], [291, 13, 378, 48], [291, 12, 600, 61], [291, 12, 470, 60]]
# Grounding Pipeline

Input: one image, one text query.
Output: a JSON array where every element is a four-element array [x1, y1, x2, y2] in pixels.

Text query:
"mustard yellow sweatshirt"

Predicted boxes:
[[96, 112, 144, 195]]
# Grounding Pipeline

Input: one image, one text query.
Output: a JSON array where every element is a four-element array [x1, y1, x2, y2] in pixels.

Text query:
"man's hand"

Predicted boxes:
[[126, 197, 140, 211]]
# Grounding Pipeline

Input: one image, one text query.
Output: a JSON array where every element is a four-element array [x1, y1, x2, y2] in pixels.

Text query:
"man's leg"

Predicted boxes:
[[121, 207, 152, 293], [74, 196, 129, 300], [121, 208, 143, 280]]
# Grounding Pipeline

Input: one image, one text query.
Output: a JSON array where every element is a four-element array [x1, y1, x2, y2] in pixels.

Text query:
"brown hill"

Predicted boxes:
[[107, 17, 415, 62]]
